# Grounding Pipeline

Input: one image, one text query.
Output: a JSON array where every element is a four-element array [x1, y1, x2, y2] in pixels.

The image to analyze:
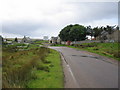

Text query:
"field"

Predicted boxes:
[[69, 42, 120, 61], [34, 40, 49, 44], [2, 44, 63, 88]]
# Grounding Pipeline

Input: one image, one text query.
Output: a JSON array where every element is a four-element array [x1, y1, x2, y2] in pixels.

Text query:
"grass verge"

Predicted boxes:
[[51, 42, 120, 61], [68, 42, 120, 61], [3, 44, 63, 88], [26, 49, 64, 88]]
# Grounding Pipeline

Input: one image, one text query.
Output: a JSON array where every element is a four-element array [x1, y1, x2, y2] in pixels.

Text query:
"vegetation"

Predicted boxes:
[[14, 37, 18, 42], [69, 42, 120, 61], [0, 45, 2, 88], [0, 36, 4, 45], [2, 44, 63, 88], [27, 49, 63, 88], [34, 40, 49, 44], [59, 24, 87, 41], [59, 24, 119, 41], [86, 25, 119, 40], [51, 42, 119, 61]]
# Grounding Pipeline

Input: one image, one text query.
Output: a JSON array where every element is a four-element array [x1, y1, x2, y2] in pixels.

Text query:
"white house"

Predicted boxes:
[[49, 36, 61, 44], [43, 36, 48, 40]]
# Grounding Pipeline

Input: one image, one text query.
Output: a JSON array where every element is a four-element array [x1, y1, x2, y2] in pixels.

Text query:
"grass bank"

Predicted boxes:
[[68, 42, 120, 61], [2, 44, 63, 88]]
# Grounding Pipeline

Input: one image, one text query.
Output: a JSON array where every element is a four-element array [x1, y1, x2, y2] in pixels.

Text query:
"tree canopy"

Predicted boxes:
[[59, 24, 87, 41], [59, 24, 119, 41]]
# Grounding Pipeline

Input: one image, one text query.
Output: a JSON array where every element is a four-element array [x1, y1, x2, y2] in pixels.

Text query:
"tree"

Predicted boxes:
[[116, 26, 119, 30], [14, 37, 18, 42], [93, 27, 103, 39], [86, 25, 94, 40], [59, 24, 87, 41], [59, 25, 73, 41], [0, 36, 3, 45], [105, 25, 114, 34]]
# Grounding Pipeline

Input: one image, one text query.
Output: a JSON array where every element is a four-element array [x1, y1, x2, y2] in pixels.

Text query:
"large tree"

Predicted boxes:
[[104, 25, 115, 34], [93, 27, 103, 39], [86, 25, 94, 39], [59, 24, 87, 41]]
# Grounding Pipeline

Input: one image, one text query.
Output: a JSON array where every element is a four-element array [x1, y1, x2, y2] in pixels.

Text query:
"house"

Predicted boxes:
[[21, 36, 32, 44], [49, 36, 61, 44], [43, 36, 48, 40], [6, 41, 13, 45], [107, 30, 120, 42], [96, 30, 120, 42], [100, 30, 109, 40], [17, 40, 22, 43], [57, 37, 61, 44]]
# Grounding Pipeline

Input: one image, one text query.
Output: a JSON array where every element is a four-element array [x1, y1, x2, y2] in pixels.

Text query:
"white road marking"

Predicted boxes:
[[62, 54, 80, 88], [67, 64, 80, 87]]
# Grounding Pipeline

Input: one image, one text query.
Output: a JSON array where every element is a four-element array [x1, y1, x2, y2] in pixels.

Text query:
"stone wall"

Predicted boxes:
[[107, 30, 120, 42], [61, 40, 101, 45]]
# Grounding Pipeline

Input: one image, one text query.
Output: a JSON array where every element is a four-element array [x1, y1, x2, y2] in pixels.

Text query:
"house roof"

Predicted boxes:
[[22, 36, 31, 41]]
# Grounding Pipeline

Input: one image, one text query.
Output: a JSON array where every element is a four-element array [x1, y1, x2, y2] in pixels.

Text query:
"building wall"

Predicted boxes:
[[107, 30, 120, 42], [51, 38, 57, 44], [96, 30, 120, 42], [61, 40, 101, 45]]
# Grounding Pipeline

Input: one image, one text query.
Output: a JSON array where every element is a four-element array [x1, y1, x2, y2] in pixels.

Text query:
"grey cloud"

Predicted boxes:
[[2, 2, 118, 38], [71, 2, 117, 23], [2, 21, 52, 37]]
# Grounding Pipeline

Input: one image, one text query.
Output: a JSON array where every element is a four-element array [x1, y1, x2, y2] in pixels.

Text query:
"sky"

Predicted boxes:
[[0, 0, 119, 39]]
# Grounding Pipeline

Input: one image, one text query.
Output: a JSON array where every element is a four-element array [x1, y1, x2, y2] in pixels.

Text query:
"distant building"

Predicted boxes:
[[49, 36, 61, 44], [43, 36, 48, 40], [107, 30, 120, 42], [100, 30, 108, 40], [6, 41, 13, 45], [86, 35, 94, 40], [96, 30, 120, 42], [21, 36, 32, 44], [57, 37, 61, 44], [17, 40, 22, 43]]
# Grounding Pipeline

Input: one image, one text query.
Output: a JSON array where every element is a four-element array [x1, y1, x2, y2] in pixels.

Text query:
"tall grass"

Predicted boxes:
[[2, 45, 50, 88]]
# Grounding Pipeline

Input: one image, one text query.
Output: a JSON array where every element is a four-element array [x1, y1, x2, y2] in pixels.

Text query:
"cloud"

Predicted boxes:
[[1, 0, 118, 38], [2, 21, 53, 37]]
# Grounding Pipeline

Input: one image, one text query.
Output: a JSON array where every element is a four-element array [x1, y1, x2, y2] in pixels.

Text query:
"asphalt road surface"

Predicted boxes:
[[49, 46, 118, 88]]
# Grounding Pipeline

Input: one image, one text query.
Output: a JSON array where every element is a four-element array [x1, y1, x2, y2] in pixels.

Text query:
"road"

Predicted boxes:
[[49, 46, 118, 88]]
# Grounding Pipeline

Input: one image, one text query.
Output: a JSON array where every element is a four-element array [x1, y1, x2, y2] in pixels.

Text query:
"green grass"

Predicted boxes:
[[27, 49, 64, 88], [34, 40, 49, 44], [2, 44, 64, 88], [2, 45, 51, 88], [68, 42, 120, 61]]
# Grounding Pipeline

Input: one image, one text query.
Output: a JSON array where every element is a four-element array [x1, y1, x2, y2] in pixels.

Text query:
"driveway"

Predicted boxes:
[[49, 46, 118, 88]]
